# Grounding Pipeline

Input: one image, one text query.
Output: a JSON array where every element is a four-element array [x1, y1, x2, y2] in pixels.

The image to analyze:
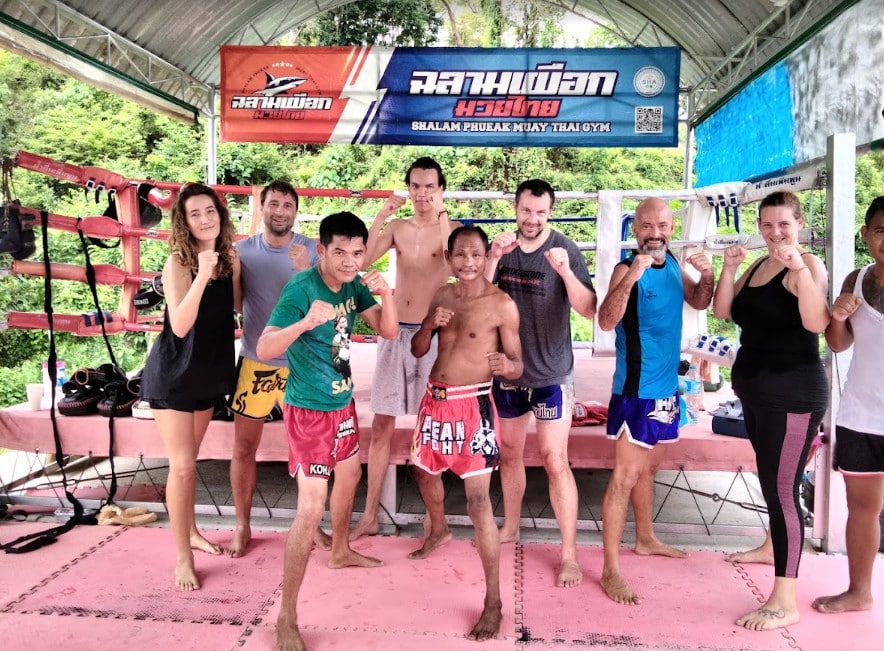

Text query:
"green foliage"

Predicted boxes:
[[297, 0, 442, 46]]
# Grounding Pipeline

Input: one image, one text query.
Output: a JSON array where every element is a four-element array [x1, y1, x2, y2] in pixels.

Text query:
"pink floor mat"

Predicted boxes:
[[518, 543, 803, 650], [0, 520, 119, 607], [2, 518, 882, 651], [7, 526, 282, 625], [735, 552, 884, 651], [263, 535, 519, 643]]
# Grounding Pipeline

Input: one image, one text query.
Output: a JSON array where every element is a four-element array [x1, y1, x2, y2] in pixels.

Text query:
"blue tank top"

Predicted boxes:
[[612, 252, 683, 399]]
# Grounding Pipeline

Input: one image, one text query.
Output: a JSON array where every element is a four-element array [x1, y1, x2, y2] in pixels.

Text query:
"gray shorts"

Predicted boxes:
[[370, 324, 437, 417]]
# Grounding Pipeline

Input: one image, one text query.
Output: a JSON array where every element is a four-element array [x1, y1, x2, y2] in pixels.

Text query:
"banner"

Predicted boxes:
[[220, 46, 680, 147]]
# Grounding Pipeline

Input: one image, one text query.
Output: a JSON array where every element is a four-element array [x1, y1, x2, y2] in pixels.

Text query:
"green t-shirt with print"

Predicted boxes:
[[268, 266, 376, 411]]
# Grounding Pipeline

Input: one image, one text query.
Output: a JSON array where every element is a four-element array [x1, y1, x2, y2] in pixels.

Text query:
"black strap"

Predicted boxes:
[[1, 211, 97, 554]]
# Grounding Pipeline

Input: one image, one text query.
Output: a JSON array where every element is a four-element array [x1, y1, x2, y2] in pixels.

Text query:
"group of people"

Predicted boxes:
[[138, 160, 883, 650]]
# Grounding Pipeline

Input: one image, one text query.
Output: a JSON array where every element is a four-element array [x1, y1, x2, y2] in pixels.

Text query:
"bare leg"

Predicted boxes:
[[497, 414, 529, 544], [226, 414, 264, 557], [536, 419, 582, 587], [350, 414, 396, 540], [313, 526, 332, 550], [276, 475, 328, 651], [327, 455, 383, 569], [409, 468, 453, 559], [632, 449, 686, 559], [154, 407, 213, 590], [600, 433, 648, 605], [726, 530, 774, 564], [737, 576, 801, 630], [813, 475, 884, 613], [464, 474, 502, 641]]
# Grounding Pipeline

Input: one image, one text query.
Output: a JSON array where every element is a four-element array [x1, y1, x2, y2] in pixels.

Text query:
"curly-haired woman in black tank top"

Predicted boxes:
[[713, 191, 830, 631], [141, 183, 240, 591]]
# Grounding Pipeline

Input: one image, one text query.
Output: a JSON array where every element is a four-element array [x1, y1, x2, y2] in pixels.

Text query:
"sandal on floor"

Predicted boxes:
[[97, 504, 157, 526]]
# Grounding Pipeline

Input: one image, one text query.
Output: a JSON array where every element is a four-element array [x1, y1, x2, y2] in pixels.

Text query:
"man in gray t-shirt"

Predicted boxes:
[[487, 179, 596, 588], [226, 180, 320, 558]]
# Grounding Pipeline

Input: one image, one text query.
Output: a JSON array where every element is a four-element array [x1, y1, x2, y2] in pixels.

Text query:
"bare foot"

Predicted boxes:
[[327, 548, 383, 569], [225, 525, 251, 558], [349, 516, 379, 541], [467, 600, 503, 641], [557, 559, 583, 588], [736, 605, 799, 631], [408, 530, 453, 559], [276, 616, 306, 651], [600, 569, 640, 605], [726, 545, 774, 565], [499, 526, 520, 544], [175, 559, 200, 591], [812, 591, 874, 613], [634, 538, 688, 559], [191, 531, 222, 555], [314, 526, 332, 551]]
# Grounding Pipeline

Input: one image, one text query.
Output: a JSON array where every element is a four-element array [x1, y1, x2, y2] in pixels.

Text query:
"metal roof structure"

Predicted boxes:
[[0, 0, 858, 125]]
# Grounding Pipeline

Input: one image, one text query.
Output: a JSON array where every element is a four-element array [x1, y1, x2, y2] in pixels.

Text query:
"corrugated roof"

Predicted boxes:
[[0, 0, 858, 123]]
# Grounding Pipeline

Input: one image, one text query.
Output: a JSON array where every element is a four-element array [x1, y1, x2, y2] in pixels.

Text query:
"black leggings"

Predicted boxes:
[[741, 400, 824, 578]]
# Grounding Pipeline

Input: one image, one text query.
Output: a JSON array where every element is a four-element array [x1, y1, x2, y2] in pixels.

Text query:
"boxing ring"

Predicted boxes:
[[0, 149, 843, 540]]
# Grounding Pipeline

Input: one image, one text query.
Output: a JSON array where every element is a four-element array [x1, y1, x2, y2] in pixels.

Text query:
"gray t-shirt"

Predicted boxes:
[[494, 229, 594, 387], [237, 231, 319, 366]]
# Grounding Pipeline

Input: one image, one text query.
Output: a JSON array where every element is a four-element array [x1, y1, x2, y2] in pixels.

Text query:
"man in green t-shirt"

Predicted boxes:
[[257, 211, 398, 651]]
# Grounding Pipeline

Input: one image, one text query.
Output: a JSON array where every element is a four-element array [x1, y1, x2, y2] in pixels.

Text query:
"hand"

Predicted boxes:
[[378, 195, 406, 220], [485, 352, 510, 376], [304, 300, 336, 330], [427, 189, 446, 217], [491, 232, 520, 258], [289, 243, 310, 271], [832, 294, 862, 322], [628, 254, 654, 280], [361, 270, 391, 295], [196, 249, 219, 280], [722, 245, 747, 271], [686, 252, 713, 277], [429, 306, 454, 329], [544, 247, 572, 278], [771, 244, 804, 271]]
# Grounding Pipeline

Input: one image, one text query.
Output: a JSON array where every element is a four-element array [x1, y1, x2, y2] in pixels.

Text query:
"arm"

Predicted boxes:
[[596, 257, 651, 331], [825, 270, 860, 352], [364, 195, 405, 267], [232, 251, 242, 315], [356, 269, 398, 340], [682, 253, 715, 310], [487, 297, 523, 380], [544, 247, 596, 318], [411, 291, 451, 358], [163, 250, 217, 338], [713, 246, 751, 319], [255, 299, 336, 361], [783, 251, 830, 333], [484, 232, 519, 282]]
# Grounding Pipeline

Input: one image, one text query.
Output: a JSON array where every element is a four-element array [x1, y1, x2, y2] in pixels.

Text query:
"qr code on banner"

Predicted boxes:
[[635, 106, 663, 133]]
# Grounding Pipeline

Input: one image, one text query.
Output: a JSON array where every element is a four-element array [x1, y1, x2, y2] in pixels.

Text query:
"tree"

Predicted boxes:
[[295, 0, 442, 46]]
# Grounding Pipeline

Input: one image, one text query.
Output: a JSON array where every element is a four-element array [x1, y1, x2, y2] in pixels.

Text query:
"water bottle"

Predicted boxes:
[[41, 360, 67, 409], [683, 363, 702, 426]]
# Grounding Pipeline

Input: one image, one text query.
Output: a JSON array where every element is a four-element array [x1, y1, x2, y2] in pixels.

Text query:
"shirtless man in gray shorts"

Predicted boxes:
[[350, 157, 460, 540]]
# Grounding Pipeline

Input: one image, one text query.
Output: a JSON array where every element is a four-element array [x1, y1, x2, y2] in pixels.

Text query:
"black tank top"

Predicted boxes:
[[141, 275, 236, 402], [730, 257, 828, 412]]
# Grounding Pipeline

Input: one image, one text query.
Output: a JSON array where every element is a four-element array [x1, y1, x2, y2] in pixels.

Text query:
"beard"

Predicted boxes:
[[639, 240, 668, 261]]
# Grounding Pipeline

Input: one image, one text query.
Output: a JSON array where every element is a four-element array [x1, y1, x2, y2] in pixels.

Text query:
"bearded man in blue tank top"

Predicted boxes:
[[598, 197, 714, 606]]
